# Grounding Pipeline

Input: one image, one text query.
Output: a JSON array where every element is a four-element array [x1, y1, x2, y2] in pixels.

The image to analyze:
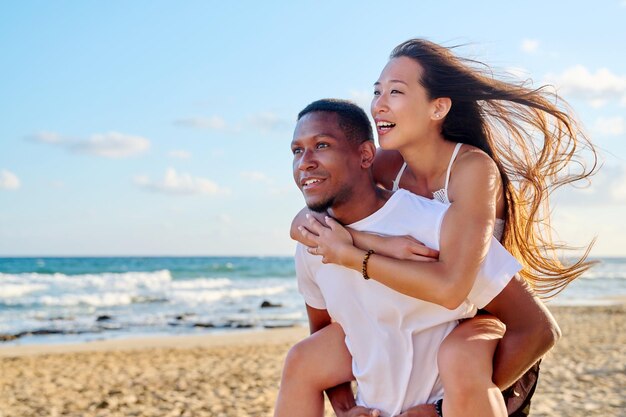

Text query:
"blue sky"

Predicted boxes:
[[1, 1, 625, 256]]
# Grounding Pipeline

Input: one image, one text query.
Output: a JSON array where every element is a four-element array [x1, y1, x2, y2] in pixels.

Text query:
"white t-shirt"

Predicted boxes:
[[296, 189, 521, 417]]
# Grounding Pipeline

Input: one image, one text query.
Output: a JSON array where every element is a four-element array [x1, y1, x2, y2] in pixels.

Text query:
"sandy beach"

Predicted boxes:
[[0, 304, 624, 417]]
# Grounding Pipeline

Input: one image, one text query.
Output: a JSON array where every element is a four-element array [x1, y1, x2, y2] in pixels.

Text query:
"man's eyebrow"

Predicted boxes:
[[291, 133, 336, 144], [313, 133, 336, 139]]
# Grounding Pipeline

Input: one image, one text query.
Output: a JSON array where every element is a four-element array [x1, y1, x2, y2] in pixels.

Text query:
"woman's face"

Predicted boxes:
[[371, 56, 437, 150]]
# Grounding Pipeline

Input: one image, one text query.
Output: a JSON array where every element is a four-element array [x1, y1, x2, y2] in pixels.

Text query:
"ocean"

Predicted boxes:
[[1, 256, 624, 345]]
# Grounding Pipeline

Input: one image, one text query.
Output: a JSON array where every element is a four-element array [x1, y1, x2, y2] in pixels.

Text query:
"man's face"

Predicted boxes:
[[291, 112, 362, 212]]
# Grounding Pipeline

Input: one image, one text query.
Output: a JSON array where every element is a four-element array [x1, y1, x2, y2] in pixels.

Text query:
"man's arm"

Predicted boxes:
[[305, 305, 361, 416], [484, 277, 561, 389]]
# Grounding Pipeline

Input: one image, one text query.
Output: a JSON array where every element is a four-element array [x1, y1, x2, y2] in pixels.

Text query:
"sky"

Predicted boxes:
[[1, 1, 625, 257]]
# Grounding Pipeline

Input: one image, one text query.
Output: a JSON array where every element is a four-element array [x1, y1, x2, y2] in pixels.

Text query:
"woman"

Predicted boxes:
[[276, 39, 597, 417]]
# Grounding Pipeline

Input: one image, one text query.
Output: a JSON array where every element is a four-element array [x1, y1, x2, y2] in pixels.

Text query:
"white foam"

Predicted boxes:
[[171, 278, 232, 289], [0, 283, 47, 298], [171, 285, 290, 304]]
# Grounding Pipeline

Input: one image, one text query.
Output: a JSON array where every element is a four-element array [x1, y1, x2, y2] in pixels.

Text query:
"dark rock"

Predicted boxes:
[[0, 333, 19, 342], [232, 322, 254, 329], [96, 315, 112, 322], [192, 322, 215, 328], [26, 329, 64, 336], [174, 313, 195, 321], [263, 323, 295, 329], [260, 300, 283, 308]]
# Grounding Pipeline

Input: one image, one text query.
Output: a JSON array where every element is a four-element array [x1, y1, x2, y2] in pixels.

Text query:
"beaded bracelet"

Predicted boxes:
[[362, 249, 375, 280], [434, 398, 444, 417]]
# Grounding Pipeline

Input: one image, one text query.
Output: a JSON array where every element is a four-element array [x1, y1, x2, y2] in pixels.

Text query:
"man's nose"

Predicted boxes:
[[297, 149, 317, 171]]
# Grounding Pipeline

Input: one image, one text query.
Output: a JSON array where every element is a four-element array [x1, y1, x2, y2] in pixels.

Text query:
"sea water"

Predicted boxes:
[[1, 256, 624, 345]]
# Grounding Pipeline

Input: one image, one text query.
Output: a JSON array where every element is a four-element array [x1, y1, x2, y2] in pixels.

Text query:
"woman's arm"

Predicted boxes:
[[300, 151, 501, 309], [292, 208, 439, 262]]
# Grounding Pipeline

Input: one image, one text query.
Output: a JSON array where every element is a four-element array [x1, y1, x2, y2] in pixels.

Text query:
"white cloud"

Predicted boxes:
[[249, 112, 290, 133], [28, 131, 150, 158], [174, 116, 226, 130], [0, 169, 20, 190], [544, 65, 626, 105], [72, 132, 150, 158], [29, 131, 65, 144], [520, 39, 539, 53], [593, 116, 625, 136], [134, 168, 229, 196], [168, 150, 192, 159], [589, 99, 608, 109], [505, 66, 531, 81], [553, 164, 626, 206], [240, 171, 271, 183], [269, 185, 299, 196], [217, 214, 232, 224]]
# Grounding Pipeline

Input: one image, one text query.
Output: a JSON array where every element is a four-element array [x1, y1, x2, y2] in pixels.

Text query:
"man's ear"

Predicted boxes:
[[359, 141, 376, 168], [431, 97, 452, 120]]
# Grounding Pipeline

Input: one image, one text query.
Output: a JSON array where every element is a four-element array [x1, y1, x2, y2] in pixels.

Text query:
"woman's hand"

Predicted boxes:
[[372, 235, 439, 262], [299, 214, 356, 266], [394, 404, 438, 417], [336, 406, 381, 417]]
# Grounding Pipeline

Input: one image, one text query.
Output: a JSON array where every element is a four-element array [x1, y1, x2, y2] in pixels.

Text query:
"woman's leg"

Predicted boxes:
[[274, 322, 355, 417], [437, 315, 507, 417]]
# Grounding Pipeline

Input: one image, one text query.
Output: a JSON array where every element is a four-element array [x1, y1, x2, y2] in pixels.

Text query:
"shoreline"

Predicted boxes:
[[1, 301, 624, 356], [0, 325, 309, 357]]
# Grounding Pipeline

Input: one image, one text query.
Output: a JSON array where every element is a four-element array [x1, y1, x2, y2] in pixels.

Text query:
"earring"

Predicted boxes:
[[434, 113, 440, 118]]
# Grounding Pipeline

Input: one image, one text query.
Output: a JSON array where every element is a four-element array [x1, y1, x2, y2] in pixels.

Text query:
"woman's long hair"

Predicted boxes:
[[391, 39, 598, 298]]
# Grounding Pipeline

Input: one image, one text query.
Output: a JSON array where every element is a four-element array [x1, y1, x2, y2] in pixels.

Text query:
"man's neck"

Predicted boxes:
[[328, 185, 392, 225]]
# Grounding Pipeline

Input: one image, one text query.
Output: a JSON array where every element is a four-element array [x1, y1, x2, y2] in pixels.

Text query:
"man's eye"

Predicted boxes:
[[292, 148, 302, 155], [316, 143, 329, 149]]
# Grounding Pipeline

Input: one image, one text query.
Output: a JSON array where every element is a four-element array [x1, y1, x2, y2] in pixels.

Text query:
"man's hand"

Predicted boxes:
[[394, 404, 438, 417], [336, 405, 381, 417]]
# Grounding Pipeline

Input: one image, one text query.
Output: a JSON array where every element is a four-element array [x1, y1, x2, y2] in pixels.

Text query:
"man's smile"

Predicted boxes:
[[300, 176, 327, 190]]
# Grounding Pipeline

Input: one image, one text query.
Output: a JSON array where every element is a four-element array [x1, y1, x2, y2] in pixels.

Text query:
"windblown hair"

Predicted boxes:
[[391, 39, 598, 298], [298, 99, 374, 145]]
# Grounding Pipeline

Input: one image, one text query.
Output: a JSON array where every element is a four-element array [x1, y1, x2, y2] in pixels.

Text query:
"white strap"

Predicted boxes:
[[392, 162, 408, 191], [444, 143, 463, 190]]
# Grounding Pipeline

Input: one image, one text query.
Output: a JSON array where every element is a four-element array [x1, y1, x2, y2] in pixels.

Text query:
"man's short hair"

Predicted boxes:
[[297, 99, 374, 145]]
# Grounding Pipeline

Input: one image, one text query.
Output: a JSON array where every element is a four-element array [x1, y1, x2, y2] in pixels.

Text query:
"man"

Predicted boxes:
[[279, 99, 552, 417]]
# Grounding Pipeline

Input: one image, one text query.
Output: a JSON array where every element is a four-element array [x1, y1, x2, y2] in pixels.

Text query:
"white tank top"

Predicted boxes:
[[391, 143, 505, 240]]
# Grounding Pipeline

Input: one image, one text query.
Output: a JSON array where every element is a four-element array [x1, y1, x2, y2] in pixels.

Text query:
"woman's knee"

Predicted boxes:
[[283, 337, 318, 381], [282, 324, 353, 390], [438, 316, 504, 384]]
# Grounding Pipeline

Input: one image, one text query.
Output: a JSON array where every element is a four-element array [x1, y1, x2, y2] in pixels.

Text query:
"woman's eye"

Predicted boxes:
[[373, 90, 380, 96], [390, 89, 402, 94]]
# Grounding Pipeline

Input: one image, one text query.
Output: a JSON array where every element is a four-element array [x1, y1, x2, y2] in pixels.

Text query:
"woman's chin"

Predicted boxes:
[[377, 136, 399, 150]]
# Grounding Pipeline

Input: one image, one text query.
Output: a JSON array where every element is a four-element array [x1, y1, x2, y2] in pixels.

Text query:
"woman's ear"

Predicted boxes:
[[431, 97, 452, 120], [359, 141, 376, 168]]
